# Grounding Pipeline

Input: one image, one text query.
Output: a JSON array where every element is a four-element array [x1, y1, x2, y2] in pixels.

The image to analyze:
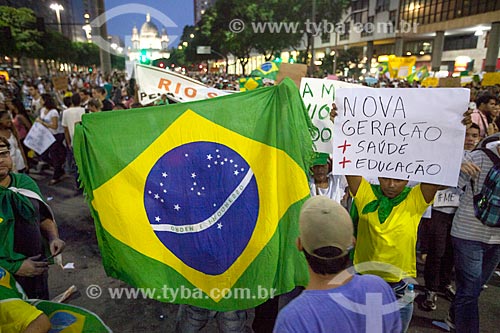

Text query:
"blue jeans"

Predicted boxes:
[[391, 280, 413, 333], [176, 304, 247, 332], [450, 237, 500, 333]]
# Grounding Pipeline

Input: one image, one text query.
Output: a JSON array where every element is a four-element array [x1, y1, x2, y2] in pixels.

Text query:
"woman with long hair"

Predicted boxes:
[[36, 94, 66, 184], [0, 110, 28, 173], [6, 98, 32, 166]]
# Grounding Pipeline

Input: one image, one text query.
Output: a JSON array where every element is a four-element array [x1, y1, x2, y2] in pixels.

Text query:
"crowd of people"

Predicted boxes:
[[0, 67, 499, 333]]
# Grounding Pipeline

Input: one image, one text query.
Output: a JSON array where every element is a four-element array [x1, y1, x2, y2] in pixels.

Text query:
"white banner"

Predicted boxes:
[[135, 64, 230, 104], [23, 122, 56, 155], [332, 88, 469, 186], [299, 78, 366, 153]]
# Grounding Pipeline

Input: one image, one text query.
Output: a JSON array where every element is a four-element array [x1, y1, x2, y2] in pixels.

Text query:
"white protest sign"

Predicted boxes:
[[300, 78, 366, 153], [433, 189, 461, 208], [23, 122, 56, 155], [135, 64, 231, 104], [332, 88, 469, 186]]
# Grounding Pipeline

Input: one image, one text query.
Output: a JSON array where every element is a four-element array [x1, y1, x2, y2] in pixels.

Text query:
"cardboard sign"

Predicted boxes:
[[421, 77, 438, 87], [438, 77, 461, 87], [300, 78, 366, 153], [482, 72, 500, 87], [24, 122, 56, 155], [332, 88, 469, 186], [135, 64, 230, 104], [276, 63, 307, 88], [52, 77, 68, 91]]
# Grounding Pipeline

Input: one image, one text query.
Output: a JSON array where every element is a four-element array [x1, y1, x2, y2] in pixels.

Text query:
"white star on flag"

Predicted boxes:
[[217, 223, 223, 229], [191, 173, 197, 178], [174, 204, 181, 211], [162, 172, 168, 178], [155, 216, 161, 222], [207, 154, 213, 160], [234, 170, 239, 176], [154, 194, 159, 199]]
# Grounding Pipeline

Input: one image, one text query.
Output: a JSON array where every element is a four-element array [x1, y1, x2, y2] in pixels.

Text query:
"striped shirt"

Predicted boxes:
[[451, 149, 500, 244]]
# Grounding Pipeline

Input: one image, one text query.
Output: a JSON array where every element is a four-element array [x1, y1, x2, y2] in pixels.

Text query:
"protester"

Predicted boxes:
[[309, 152, 348, 207], [5, 98, 32, 168], [0, 137, 65, 299], [92, 86, 113, 111], [329, 103, 469, 332], [155, 93, 169, 106], [447, 133, 500, 333], [61, 93, 85, 192], [36, 94, 66, 185], [27, 84, 43, 118], [420, 124, 480, 311], [0, 111, 28, 173], [79, 88, 91, 112], [0, 267, 51, 332], [472, 93, 497, 138], [88, 98, 103, 113], [274, 196, 401, 332]]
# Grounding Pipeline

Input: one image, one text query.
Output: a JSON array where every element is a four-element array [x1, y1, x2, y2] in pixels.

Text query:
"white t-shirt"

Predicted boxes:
[[309, 174, 348, 205], [61, 107, 85, 143], [40, 108, 64, 135], [7, 133, 25, 171]]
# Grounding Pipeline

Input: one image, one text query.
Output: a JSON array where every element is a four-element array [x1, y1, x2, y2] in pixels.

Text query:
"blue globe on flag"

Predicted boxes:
[[144, 142, 259, 275]]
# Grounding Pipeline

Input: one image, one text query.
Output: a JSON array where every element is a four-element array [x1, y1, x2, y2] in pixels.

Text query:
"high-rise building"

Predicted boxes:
[[309, 0, 500, 74]]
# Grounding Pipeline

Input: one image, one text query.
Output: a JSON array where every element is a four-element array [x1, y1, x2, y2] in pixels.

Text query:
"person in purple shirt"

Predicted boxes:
[[274, 196, 401, 333]]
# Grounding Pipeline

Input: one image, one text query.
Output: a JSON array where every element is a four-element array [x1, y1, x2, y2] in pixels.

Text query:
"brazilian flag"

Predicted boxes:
[[30, 300, 111, 332], [407, 66, 429, 84], [74, 79, 313, 310], [0, 267, 110, 332], [239, 77, 263, 91], [250, 61, 280, 81]]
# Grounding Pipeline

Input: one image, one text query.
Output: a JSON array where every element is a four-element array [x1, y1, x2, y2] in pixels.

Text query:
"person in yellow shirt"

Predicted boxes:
[[0, 266, 50, 333], [329, 103, 467, 333]]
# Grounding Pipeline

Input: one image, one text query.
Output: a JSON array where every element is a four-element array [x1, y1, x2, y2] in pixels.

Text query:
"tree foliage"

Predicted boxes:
[[0, 6, 42, 60], [189, 0, 349, 74]]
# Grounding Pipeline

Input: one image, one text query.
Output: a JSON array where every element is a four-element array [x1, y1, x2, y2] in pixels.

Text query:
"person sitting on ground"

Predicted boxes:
[[274, 196, 401, 333]]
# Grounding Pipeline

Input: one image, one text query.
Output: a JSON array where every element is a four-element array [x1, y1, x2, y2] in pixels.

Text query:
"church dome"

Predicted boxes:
[[140, 13, 159, 37]]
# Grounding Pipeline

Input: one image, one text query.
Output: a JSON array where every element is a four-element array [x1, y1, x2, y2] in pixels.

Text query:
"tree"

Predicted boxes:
[[287, 0, 350, 69], [336, 47, 363, 78], [251, 0, 303, 61], [200, 0, 258, 75], [0, 6, 42, 63]]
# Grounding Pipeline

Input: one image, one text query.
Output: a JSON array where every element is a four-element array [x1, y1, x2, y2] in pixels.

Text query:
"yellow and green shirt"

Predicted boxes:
[[353, 178, 431, 282]]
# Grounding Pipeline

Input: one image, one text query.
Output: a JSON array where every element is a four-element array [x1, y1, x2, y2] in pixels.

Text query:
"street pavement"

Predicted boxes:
[[34, 172, 500, 332]]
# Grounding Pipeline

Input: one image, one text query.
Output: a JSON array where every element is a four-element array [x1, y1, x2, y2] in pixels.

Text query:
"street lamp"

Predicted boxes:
[[50, 3, 64, 34]]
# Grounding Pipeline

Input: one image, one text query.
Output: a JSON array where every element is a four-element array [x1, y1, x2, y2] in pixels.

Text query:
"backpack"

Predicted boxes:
[[470, 148, 500, 227]]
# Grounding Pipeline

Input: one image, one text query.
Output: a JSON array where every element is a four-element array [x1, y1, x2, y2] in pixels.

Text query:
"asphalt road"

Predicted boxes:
[[34, 172, 500, 332]]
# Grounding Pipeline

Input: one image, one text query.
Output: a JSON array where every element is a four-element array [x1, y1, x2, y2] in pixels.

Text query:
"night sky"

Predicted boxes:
[[104, 0, 194, 47]]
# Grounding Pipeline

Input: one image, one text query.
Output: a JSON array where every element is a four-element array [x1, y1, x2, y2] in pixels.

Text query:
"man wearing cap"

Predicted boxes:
[[274, 196, 401, 333], [0, 136, 65, 299], [309, 152, 348, 207]]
